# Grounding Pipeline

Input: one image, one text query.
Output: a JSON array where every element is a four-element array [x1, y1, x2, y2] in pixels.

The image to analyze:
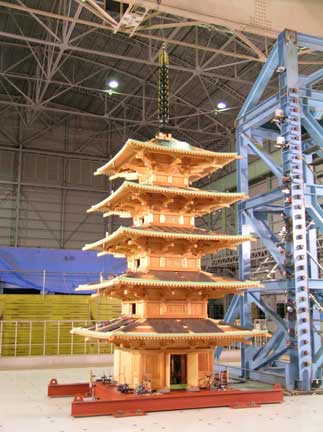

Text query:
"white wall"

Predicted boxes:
[[0, 109, 129, 249]]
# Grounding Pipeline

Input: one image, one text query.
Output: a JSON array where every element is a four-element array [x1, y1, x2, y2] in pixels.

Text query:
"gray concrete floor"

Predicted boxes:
[[0, 367, 322, 432]]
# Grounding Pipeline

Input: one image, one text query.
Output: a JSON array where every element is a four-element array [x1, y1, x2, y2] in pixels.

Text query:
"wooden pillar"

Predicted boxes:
[[165, 353, 170, 388], [208, 349, 215, 371], [159, 352, 166, 388]]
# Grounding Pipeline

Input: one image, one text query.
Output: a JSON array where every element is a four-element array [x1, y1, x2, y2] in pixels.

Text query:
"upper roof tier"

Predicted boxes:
[[76, 269, 261, 300], [94, 134, 240, 182], [83, 225, 254, 258], [87, 181, 248, 218]]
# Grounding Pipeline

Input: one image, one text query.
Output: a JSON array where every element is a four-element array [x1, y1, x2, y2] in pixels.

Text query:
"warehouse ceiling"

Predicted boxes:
[[0, 0, 322, 153]]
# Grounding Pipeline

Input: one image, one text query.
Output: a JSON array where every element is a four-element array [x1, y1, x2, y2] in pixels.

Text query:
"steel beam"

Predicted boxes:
[[0, 1, 265, 62], [242, 132, 282, 180], [48, 379, 90, 397], [71, 387, 283, 417], [239, 42, 278, 117]]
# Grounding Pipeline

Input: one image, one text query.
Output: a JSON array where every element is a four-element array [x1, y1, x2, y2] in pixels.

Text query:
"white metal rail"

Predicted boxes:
[[0, 320, 113, 357]]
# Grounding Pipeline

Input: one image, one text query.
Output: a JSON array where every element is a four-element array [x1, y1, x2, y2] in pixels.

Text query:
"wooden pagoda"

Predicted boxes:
[[49, 47, 283, 416], [71, 132, 265, 391]]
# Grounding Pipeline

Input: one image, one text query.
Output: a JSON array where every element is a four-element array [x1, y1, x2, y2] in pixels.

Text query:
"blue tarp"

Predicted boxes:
[[0, 247, 126, 294]]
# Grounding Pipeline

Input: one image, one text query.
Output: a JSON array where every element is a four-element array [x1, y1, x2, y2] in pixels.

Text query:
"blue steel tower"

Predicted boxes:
[[217, 30, 323, 391]]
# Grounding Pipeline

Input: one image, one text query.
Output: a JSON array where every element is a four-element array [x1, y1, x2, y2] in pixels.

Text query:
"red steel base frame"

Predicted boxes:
[[48, 378, 90, 398], [48, 379, 284, 417]]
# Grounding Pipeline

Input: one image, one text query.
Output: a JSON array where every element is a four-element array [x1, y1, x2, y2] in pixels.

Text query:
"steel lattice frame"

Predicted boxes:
[[0, 0, 256, 248], [216, 30, 323, 391]]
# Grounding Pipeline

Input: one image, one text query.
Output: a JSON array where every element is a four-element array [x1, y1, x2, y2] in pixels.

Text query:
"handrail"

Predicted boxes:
[[0, 319, 114, 357]]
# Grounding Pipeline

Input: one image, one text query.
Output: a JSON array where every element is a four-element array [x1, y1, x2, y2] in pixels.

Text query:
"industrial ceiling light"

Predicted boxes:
[[216, 101, 227, 110], [108, 79, 119, 89]]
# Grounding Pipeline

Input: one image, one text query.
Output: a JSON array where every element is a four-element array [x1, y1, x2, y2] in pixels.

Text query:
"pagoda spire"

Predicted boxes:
[[158, 43, 169, 134]]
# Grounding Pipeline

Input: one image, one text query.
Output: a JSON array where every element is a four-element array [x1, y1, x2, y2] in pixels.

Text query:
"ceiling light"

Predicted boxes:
[[108, 79, 119, 89], [105, 89, 115, 96], [217, 102, 227, 110]]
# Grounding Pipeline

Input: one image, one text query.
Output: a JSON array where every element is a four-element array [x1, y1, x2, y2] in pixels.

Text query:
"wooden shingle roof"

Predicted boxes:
[[76, 269, 261, 292], [71, 317, 268, 343], [87, 181, 248, 217], [83, 225, 255, 254], [94, 136, 240, 181]]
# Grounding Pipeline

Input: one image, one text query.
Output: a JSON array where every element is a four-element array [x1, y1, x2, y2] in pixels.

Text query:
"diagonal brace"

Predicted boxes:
[[245, 210, 285, 271]]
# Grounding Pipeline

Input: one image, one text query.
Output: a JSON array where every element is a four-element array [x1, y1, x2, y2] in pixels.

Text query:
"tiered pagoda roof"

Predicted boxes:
[[95, 136, 240, 181], [76, 269, 260, 300], [87, 181, 248, 218], [82, 225, 255, 257], [72, 133, 263, 346], [72, 317, 265, 349]]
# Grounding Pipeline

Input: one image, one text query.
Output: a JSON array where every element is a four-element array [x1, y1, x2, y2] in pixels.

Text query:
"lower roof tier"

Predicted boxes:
[[87, 181, 248, 218], [76, 270, 261, 300], [71, 317, 267, 348], [83, 225, 254, 257]]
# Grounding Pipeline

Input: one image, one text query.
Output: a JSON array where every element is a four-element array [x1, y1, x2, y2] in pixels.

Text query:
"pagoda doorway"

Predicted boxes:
[[170, 354, 187, 389]]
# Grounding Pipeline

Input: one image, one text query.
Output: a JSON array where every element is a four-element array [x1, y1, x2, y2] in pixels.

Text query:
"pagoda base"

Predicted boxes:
[[48, 379, 283, 417], [48, 378, 91, 398]]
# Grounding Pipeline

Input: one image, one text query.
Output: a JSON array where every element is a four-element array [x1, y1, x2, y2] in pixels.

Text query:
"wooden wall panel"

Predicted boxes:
[[144, 301, 207, 318], [145, 302, 160, 316], [165, 303, 187, 314], [113, 348, 121, 382], [198, 352, 210, 371], [144, 352, 163, 389], [190, 302, 204, 316], [187, 352, 199, 387]]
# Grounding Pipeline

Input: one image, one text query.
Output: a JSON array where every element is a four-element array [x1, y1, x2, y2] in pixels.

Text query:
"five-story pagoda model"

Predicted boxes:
[[72, 47, 263, 392]]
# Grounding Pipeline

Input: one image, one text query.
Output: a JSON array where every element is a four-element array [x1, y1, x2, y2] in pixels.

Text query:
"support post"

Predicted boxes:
[[237, 128, 252, 377], [14, 117, 23, 247]]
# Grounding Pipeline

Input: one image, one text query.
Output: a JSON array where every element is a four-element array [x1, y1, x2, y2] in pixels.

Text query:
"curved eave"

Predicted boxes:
[[71, 328, 267, 340], [87, 181, 248, 214], [94, 139, 241, 177], [75, 278, 262, 292], [82, 227, 255, 252], [94, 138, 133, 176]]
